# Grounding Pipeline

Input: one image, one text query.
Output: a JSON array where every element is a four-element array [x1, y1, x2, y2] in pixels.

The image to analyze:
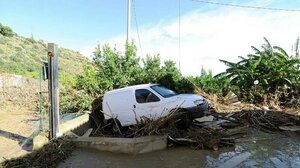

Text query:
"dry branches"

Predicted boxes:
[[1, 139, 74, 168]]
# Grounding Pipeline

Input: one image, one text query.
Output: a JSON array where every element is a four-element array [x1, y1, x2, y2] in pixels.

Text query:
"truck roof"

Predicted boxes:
[[104, 84, 158, 95]]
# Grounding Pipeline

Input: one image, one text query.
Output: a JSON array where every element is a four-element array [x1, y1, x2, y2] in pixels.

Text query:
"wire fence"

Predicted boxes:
[[0, 73, 49, 161]]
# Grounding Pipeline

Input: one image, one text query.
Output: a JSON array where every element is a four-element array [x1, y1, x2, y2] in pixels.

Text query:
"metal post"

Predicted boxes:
[[48, 43, 61, 139], [39, 67, 42, 131], [127, 0, 131, 42]]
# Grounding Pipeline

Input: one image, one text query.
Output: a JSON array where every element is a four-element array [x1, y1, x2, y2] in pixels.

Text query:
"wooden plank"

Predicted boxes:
[[82, 128, 93, 137], [279, 126, 300, 131]]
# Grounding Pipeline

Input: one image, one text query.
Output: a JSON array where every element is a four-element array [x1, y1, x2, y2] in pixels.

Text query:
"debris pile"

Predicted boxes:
[[91, 110, 248, 150], [0, 139, 74, 168], [167, 112, 248, 150], [229, 110, 300, 132], [92, 110, 185, 137], [91, 108, 300, 150], [90, 90, 300, 151]]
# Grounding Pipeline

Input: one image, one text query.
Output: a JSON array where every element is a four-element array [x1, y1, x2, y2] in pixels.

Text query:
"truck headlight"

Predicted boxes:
[[194, 99, 205, 106]]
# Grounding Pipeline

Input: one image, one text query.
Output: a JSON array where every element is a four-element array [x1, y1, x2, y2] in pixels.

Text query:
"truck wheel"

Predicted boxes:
[[176, 110, 192, 129], [90, 96, 104, 127], [108, 119, 123, 134]]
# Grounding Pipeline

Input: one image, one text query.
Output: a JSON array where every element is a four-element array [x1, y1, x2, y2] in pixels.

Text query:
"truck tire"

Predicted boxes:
[[107, 119, 123, 134], [176, 110, 192, 129], [90, 96, 104, 127]]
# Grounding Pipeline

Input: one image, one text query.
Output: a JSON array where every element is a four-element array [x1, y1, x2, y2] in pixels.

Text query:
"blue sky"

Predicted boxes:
[[0, 0, 197, 48], [1, 0, 300, 75]]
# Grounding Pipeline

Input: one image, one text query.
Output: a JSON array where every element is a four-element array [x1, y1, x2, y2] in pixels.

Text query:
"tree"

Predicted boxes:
[[140, 54, 162, 83], [161, 60, 181, 81], [76, 65, 100, 95], [76, 42, 197, 100], [77, 42, 142, 95]]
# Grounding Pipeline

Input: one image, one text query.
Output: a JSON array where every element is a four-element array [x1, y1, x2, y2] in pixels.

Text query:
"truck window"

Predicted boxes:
[[150, 85, 177, 98], [135, 89, 160, 103]]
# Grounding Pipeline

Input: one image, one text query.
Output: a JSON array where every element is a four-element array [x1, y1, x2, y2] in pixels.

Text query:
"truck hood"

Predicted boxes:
[[174, 94, 205, 101]]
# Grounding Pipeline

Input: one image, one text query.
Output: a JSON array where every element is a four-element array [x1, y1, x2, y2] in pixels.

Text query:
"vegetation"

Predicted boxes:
[[75, 38, 300, 112], [73, 42, 196, 112], [0, 24, 91, 79], [76, 42, 194, 97], [217, 37, 300, 106], [191, 67, 231, 95], [0, 23, 15, 37], [0, 22, 92, 114], [1, 21, 299, 112]]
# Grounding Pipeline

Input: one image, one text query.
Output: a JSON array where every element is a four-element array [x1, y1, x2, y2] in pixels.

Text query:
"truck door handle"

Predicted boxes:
[[133, 105, 136, 108]]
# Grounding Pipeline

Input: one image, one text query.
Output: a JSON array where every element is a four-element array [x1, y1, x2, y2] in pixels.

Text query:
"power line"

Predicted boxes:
[[132, 0, 143, 56], [190, 0, 300, 12]]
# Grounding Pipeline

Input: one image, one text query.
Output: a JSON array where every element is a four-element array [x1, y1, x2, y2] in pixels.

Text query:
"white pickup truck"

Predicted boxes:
[[102, 84, 210, 130]]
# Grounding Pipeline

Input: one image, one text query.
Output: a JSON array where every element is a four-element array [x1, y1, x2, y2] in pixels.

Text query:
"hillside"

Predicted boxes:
[[0, 26, 92, 79], [0, 24, 94, 158]]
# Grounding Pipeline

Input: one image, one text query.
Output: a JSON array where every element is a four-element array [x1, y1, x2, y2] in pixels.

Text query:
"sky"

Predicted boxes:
[[1, 0, 300, 76]]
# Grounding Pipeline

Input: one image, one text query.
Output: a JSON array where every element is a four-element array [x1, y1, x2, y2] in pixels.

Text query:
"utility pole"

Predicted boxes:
[[127, 0, 131, 42], [178, 0, 181, 72], [48, 43, 61, 139]]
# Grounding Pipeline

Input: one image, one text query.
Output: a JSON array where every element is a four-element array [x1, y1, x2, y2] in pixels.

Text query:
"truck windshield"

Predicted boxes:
[[151, 85, 177, 98]]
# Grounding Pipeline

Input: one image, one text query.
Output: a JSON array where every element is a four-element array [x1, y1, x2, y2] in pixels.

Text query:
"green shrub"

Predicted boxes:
[[26, 37, 35, 44], [76, 42, 195, 98], [60, 88, 93, 114], [174, 77, 194, 93], [192, 68, 231, 95], [0, 23, 15, 37]]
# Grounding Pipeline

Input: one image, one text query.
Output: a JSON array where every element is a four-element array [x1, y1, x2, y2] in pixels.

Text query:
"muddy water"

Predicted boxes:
[[59, 129, 300, 168], [207, 129, 300, 168]]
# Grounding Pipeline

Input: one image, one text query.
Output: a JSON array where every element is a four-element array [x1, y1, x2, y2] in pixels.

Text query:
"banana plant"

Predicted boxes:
[[217, 38, 300, 101]]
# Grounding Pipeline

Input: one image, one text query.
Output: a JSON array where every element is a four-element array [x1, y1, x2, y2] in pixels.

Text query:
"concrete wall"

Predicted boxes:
[[60, 114, 90, 136], [73, 135, 168, 154], [33, 113, 90, 150]]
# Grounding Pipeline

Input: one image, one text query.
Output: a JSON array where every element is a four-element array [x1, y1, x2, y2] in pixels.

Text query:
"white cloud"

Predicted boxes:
[[79, 5, 300, 76], [80, 45, 96, 59]]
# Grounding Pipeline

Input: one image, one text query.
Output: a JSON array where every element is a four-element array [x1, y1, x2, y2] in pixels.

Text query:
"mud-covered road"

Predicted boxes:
[[0, 109, 37, 161]]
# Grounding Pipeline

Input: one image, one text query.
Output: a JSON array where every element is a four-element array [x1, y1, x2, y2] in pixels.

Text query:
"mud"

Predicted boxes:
[[0, 110, 38, 161], [59, 129, 300, 168]]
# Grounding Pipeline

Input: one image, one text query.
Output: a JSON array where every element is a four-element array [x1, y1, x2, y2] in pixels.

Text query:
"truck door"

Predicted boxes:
[[133, 89, 164, 121]]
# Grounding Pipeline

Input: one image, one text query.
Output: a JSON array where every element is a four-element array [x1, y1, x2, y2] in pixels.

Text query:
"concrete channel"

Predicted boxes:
[[33, 113, 167, 154]]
